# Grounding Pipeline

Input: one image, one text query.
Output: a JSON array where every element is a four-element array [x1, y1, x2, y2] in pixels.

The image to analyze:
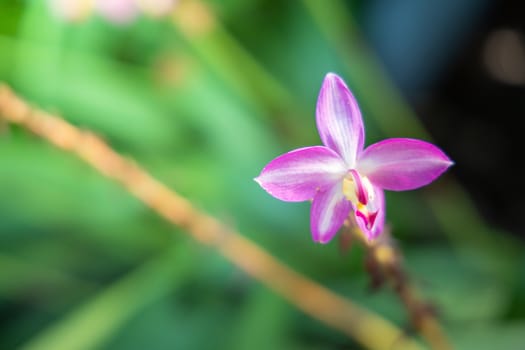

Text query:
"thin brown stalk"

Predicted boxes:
[[0, 84, 425, 350], [352, 226, 453, 350]]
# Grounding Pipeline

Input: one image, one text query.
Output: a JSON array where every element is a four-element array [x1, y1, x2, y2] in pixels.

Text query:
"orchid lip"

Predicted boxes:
[[356, 205, 378, 231]]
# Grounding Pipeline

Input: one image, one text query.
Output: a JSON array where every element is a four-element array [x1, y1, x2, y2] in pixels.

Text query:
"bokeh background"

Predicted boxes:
[[1, 0, 525, 349]]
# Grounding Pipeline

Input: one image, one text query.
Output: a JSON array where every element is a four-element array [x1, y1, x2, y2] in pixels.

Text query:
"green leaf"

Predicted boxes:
[[21, 242, 196, 350]]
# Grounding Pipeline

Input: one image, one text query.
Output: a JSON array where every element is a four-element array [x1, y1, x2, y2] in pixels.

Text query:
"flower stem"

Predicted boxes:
[[350, 224, 453, 350]]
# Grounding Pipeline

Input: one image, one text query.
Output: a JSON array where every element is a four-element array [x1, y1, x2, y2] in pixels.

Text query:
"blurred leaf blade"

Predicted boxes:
[[21, 241, 196, 350]]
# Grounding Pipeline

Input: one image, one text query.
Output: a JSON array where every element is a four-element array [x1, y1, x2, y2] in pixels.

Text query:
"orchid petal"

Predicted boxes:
[[316, 73, 365, 167], [358, 138, 453, 191], [255, 146, 347, 202], [354, 186, 385, 240], [311, 182, 351, 244]]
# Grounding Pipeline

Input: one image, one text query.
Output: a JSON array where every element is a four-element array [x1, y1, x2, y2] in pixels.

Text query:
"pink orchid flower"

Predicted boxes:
[[255, 73, 453, 243]]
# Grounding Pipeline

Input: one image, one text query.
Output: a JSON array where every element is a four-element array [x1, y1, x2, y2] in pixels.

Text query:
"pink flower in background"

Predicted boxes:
[[256, 73, 453, 243], [95, 0, 139, 24]]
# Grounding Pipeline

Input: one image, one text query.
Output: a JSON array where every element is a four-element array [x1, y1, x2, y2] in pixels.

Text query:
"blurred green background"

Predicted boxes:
[[1, 1, 525, 349]]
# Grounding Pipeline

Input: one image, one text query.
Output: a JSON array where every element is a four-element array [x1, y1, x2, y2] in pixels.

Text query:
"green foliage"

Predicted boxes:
[[1, 1, 524, 349]]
